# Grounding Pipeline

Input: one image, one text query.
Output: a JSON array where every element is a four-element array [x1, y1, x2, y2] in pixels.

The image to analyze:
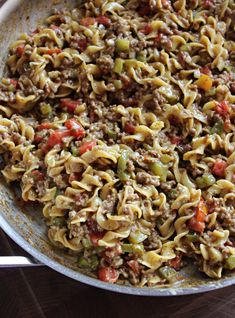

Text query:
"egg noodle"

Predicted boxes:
[[0, 0, 235, 286]]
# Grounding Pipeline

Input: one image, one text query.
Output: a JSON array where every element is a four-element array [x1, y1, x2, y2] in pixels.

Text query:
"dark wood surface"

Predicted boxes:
[[0, 229, 235, 318]]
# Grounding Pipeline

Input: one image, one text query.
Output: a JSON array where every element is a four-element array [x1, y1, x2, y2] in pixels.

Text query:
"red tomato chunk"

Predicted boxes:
[[65, 119, 85, 139], [10, 79, 19, 89], [46, 48, 62, 55], [60, 99, 81, 113], [77, 39, 88, 52], [16, 45, 25, 57], [96, 16, 111, 27], [169, 255, 182, 270], [80, 17, 95, 27], [127, 260, 140, 274], [79, 140, 97, 155], [140, 24, 153, 35], [215, 101, 230, 118], [47, 130, 70, 149], [89, 232, 104, 247], [31, 170, 44, 181], [98, 267, 119, 283], [188, 217, 205, 233], [37, 122, 53, 131], [124, 123, 136, 134], [212, 160, 227, 178]]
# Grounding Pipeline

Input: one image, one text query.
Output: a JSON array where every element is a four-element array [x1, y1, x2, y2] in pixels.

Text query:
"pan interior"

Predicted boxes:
[[0, 0, 234, 296]]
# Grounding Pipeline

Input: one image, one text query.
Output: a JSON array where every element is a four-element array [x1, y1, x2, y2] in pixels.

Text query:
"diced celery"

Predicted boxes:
[[180, 44, 190, 51], [196, 173, 216, 189], [205, 87, 216, 97], [161, 154, 172, 164], [115, 39, 130, 52], [95, 246, 105, 253], [136, 54, 146, 62], [71, 146, 79, 157], [40, 103, 52, 116], [149, 161, 168, 182], [226, 255, 235, 270], [113, 58, 124, 74], [158, 266, 177, 280], [211, 120, 224, 135], [90, 255, 99, 270], [106, 129, 117, 139], [117, 151, 129, 181], [82, 238, 92, 249], [78, 256, 90, 268], [113, 79, 123, 89], [186, 232, 200, 242], [143, 144, 153, 151]]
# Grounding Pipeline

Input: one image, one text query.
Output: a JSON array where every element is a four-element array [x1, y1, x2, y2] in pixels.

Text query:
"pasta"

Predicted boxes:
[[0, 0, 235, 286]]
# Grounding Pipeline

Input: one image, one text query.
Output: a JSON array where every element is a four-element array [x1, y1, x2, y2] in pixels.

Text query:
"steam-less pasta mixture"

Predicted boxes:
[[0, 0, 235, 286]]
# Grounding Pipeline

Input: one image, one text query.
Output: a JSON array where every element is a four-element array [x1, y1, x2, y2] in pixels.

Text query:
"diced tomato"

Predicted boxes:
[[60, 99, 81, 113], [212, 160, 227, 178], [188, 217, 205, 233], [46, 48, 62, 55], [140, 24, 153, 35], [89, 231, 104, 247], [169, 135, 182, 145], [98, 267, 119, 283], [65, 119, 85, 139], [80, 17, 95, 27], [127, 260, 140, 274], [124, 122, 135, 134], [79, 140, 96, 155], [154, 33, 162, 44], [34, 133, 43, 144], [138, 5, 151, 16], [9, 79, 18, 89], [96, 16, 111, 27], [169, 255, 182, 270], [36, 122, 53, 131], [46, 129, 70, 149], [215, 101, 230, 118], [16, 45, 25, 57], [69, 172, 82, 183], [200, 66, 211, 75], [77, 39, 88, 52], [31, 170, 44, 181]]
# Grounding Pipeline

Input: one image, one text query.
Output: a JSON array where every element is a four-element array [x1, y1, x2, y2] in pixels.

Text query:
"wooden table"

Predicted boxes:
[[0, 229, 235, 318]]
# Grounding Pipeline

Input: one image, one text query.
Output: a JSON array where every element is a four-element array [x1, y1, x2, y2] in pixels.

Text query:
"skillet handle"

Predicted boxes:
[[0, 256, 44, 268]]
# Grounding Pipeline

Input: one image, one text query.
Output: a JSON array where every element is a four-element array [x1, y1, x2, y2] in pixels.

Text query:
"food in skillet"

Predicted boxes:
[[0, 0, 235, 286]]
